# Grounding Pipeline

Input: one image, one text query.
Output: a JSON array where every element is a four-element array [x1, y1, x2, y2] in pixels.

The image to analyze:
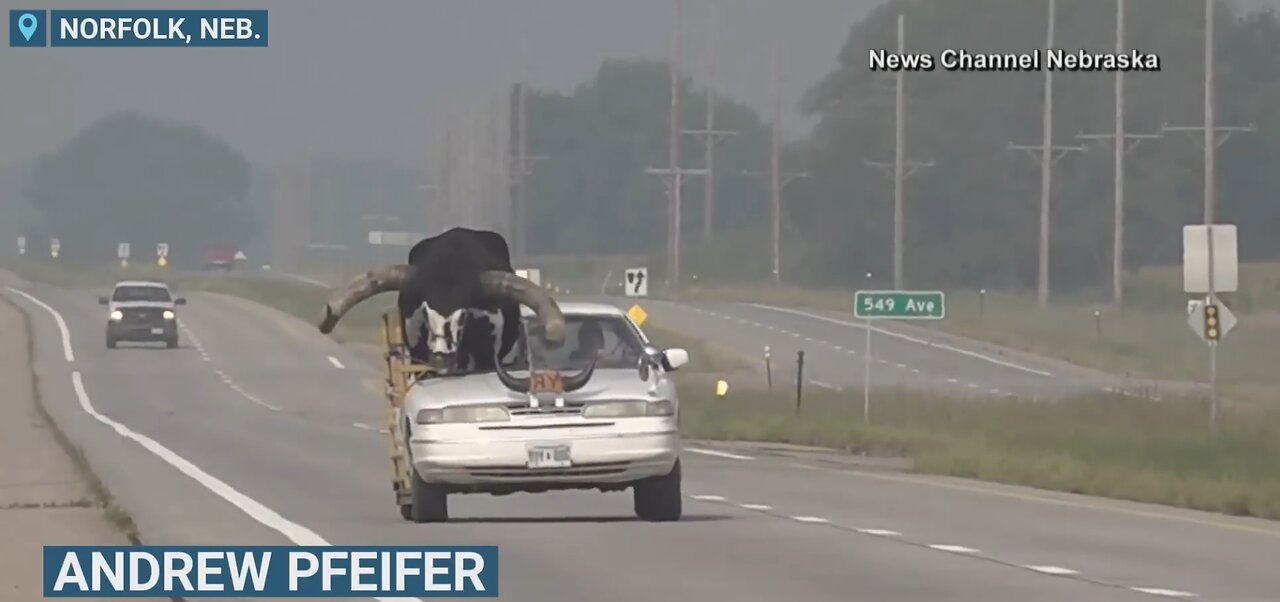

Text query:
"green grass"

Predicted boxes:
[[675, 275, 1280, 408], [676, 373, 1280, 520]]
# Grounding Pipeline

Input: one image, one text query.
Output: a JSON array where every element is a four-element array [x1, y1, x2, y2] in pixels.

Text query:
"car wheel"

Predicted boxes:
[[106, 334, 117, 349], [165, 335, 178, 349], [633, 458, 682, 522], [403, 426, 448, 523]]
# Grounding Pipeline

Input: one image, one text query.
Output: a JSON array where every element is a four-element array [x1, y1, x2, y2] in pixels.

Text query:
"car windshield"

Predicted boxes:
[[112, 286, 171, 302], [509, 314, 646, 372]]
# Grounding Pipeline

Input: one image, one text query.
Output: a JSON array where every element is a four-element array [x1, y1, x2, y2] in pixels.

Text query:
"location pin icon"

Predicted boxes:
[[18, 13, 38, 42]]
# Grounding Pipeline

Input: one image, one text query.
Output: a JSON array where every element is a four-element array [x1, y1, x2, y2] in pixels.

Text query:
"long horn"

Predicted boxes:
[[493, 349, 530, 393], [561, 357, 597, 393], [318, 265, 417, 334], [478, 271, 567, 346]]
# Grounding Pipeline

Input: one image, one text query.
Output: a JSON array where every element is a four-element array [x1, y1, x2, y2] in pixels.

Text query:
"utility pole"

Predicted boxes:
[[744, 41, 808, 285], [1076, 0, 1161, 307], [509, 81, 548, 262], [864, 14, 933, 290], [663, 0, 684, 285], [1008, 0, 1084, 308], [682, 0, 738, 244], [1161, 0, 1254, 435]]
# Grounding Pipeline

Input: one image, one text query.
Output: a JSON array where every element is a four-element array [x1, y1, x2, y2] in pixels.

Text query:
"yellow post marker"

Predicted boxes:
[[158, 256, 168, 267], [715, 379, 729, 397], [627, 304, 648, 327]]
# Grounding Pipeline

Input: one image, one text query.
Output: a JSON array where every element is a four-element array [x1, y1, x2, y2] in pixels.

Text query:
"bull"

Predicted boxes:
[[315, 227, 594, 393]]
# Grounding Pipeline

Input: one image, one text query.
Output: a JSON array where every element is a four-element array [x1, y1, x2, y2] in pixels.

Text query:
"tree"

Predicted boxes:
[[26, 111, 257, 266]]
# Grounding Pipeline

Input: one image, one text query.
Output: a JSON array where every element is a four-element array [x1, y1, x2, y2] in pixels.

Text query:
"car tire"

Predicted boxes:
[[106, 334, 117, 349], [633, 458, 682, 522], [165, 335, 178, 349], [403, 426, 448, 523]]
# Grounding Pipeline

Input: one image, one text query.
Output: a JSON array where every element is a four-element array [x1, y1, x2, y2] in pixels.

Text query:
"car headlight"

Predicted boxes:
[[415, 405, 510, 424], [581, 399, 675, 418], [109, 310, 123, 321], [163, 310, 175, 320]]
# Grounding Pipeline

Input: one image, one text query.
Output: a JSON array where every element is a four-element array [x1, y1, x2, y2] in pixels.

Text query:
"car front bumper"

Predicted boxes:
[[107, 321, 176, 340], [409, 418, 680, 493]]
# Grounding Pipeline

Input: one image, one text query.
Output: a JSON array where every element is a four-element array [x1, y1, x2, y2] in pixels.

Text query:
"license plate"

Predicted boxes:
[[150, 328, 164, 334], [527, 445, 571, 469]]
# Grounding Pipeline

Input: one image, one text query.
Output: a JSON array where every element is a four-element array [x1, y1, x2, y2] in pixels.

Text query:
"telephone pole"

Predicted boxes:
[[682, 0, 738, 244], [863, 14, 933, 290], [1008, 0, 1084, 308], [1076, 0, 1161, 307], [744, 41, 807, 285], [655, 0, 689, 286], [510, 81, 548, 262]]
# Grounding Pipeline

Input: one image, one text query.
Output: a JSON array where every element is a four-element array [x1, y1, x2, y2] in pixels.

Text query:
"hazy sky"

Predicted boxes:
[[0, 0, 879, 170]]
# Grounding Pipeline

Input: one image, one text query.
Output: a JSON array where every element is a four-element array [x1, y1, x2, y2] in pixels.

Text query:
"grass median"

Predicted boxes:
[[673, 373, 1280, 520]]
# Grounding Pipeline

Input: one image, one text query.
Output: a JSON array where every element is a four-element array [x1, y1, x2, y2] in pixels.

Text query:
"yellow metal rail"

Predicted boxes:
[[380, 308, 434, 506]]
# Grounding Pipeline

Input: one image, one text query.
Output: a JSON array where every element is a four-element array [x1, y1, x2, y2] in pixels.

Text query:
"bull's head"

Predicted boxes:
[[316, 265, 568, 372]]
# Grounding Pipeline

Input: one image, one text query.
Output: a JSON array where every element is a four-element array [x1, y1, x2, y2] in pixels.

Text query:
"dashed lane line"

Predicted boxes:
[[685, 447, 756, 461]]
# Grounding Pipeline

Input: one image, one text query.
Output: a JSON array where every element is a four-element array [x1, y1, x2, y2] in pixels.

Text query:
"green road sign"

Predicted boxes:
[[854, 290, 945, 320]]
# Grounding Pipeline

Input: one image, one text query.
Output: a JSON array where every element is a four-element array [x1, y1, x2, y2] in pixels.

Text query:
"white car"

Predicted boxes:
[[99, 280, 186, 349], [398, 302, 688, 523]]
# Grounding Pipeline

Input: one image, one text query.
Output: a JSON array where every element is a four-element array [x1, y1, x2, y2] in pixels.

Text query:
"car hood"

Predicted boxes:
[[406, 368, 679, 408], [109, 301, 175, 311]]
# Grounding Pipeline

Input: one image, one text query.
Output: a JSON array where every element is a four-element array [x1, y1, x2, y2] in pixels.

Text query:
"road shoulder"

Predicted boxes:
[[0, 295, 133, 600]]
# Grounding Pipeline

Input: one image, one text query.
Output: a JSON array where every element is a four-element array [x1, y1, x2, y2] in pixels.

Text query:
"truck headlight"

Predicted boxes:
[[582, 400, 675, 418], [415, 405, 510, 424], [109, 310, 123, 321], [163, 310, 175, 320]]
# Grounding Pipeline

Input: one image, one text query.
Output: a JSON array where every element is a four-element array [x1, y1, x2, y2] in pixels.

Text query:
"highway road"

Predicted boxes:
[[593, 296, 1186, 400], [5, 272, 1278, 601]]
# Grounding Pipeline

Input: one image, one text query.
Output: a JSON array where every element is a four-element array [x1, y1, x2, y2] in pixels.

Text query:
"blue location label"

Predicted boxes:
[[18, 12, 36, 40]]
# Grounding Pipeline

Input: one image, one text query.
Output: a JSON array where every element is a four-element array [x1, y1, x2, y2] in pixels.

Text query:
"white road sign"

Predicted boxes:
[[117, 243, 131, 259], [624, 267, 648, 297], [515, 268, 542, 286], [1183, 225, 1238, 293], [17, 236, 25, 255], [369, 231, 426, 246], [156, 243, 169, 257]]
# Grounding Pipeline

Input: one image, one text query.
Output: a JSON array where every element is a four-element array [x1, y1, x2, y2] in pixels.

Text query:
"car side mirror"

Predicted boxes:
[[662, 348, 689, 371], [175, 298, 187, 305], [98, 296, 109, 305]]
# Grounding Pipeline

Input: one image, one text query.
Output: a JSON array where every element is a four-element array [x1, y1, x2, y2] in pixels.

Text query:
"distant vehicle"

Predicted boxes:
[[203, 245, 239, 271], [397, 302, 688, 523], [99, 281, 186, 349]]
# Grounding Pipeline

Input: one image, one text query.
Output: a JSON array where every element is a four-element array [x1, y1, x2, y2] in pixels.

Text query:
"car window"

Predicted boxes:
[[513, 315, 645, 371], [112, 286, 171, 302]]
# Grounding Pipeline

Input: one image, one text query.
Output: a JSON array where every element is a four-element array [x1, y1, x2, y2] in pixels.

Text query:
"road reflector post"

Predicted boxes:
[[795, 351, 805, 416], [764, 346, 772, 391], [1094, 310, 1102, 342], [715, 379, 728, 398]]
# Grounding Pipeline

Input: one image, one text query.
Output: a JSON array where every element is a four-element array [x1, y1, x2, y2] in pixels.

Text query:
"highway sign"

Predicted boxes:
[[1183, 225, 1238, 293], [17, 236, 25, 255], [1187, 297, 1236, 344], [117, 243, 131, 259], [156, 243, 169, 257], [625, 267, 648, 297], [515, 268, 542, 286], [50, 238, 60, 258], [627, 304, 648, 327], [854, 290, 945, 320]]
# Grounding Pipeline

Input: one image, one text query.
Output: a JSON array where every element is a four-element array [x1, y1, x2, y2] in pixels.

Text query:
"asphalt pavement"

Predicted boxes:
[[4, 273, 1278, 601]]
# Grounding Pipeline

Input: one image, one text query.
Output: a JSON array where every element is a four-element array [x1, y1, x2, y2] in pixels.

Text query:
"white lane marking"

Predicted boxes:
[[1130, 588, 1197, 598], [791, 516, 830, 523], [352, 422, 376, 431], [876, 358, 888, 364], [966, 383, 978, 389], [690, 494, 726, 502], [1023, 565, 1080, 576], [686, 447, 755, 461], [833, 345, 843, 351], [810, 380, 838, 390], [912, 368, 920, 374], [929, 544, 979, 554], [70, 373, 420, 602], [738, 503, 773, 511], [6, 288, 74, 362], [990, 388, 1001, 394], [744, 303, 1053, 377], [279, 273, 331, 288], [947, 378, 959, 383], [856, 528, 901, 536], [895, 363, 907, 369], [803, 336, 813, 341], [327, 356, 345, 369]]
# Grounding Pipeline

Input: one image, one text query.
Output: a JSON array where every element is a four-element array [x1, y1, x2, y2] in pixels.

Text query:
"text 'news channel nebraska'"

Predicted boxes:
[[9, 9, 268, 47]]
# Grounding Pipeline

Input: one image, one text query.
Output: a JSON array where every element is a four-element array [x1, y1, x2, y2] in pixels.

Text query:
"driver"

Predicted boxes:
[[570, 320, 604, 364]]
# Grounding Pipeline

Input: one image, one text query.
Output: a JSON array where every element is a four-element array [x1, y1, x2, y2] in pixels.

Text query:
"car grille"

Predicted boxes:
[[121, 308, 165, 323]]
